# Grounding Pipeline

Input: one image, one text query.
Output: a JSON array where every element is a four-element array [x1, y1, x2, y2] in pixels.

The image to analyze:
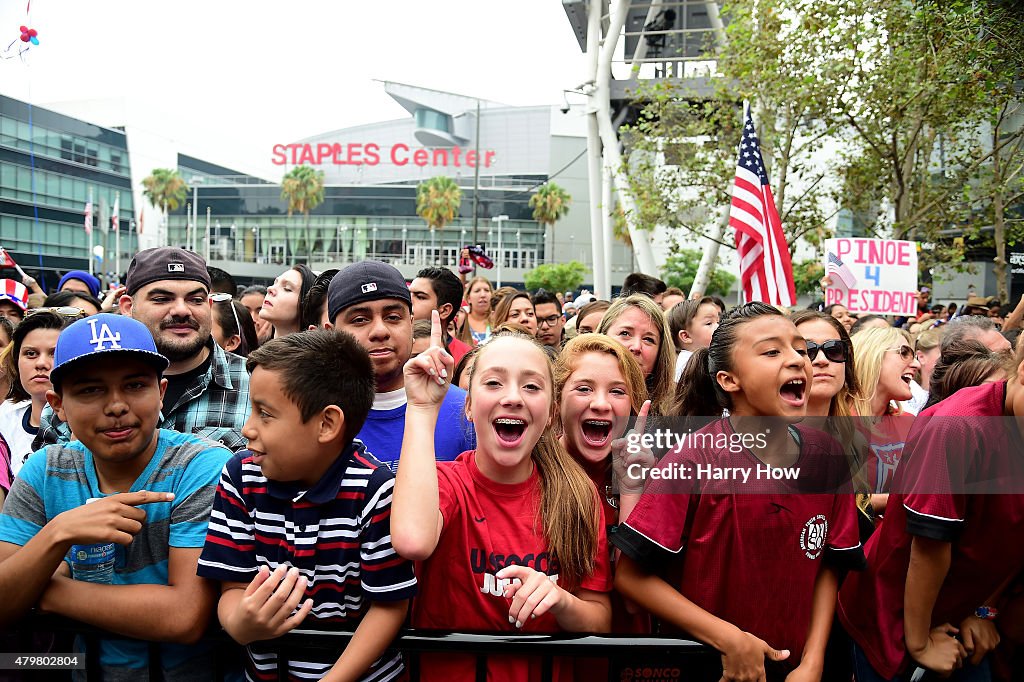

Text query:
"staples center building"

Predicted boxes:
[[1, 82, 634, 289], [162, 82, 635, 287]]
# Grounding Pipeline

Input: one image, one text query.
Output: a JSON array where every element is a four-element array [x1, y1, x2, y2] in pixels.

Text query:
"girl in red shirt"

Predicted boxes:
[[614, 302, 863, 682], [392, 313, 612, 682]]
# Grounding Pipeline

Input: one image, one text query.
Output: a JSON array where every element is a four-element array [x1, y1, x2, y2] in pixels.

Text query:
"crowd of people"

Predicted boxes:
[[0, 248, 1020, 682]]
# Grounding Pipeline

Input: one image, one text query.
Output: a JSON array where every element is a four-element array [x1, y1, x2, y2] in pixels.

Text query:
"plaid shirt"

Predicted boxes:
[[34, 341, 251, 453]]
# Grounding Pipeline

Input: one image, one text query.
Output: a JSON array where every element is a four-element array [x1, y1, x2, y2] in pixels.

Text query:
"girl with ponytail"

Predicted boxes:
[[392, 313, 611, 682], [615, 303, 863, 682]]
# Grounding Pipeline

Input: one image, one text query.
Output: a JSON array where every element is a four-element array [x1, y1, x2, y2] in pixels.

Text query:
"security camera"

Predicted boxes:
[[560, 103, 571, 114]]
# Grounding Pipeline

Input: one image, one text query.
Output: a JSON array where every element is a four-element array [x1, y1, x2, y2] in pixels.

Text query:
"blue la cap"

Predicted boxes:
[[49, 313, 169, 390]]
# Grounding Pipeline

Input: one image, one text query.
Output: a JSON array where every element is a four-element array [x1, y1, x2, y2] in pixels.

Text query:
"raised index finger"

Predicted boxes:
[[116, 490, 175, 507], [430, 309, 443, 348], [634, 400, 651, 435]]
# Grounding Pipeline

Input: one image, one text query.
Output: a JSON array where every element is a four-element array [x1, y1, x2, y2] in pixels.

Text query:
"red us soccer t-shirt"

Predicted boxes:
[[613, 419, 863, 663], [839, 381, 1024, 679], [411, 450, 613, 682]]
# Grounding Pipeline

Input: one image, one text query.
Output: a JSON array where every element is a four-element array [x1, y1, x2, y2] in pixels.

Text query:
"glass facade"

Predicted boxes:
[[0, 95, 136, 283], [167, 183, 549, 268]]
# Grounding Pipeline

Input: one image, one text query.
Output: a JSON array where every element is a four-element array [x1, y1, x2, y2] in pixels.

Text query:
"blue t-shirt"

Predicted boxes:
[[0, 429, 232, 680], [356, 386, 475, 471]]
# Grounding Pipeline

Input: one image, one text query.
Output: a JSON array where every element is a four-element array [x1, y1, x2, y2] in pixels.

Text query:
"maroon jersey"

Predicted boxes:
[[855, 413, 916, 494], [613, 419, 863, 663], [412, 450, 613, 682], [839, 381, 1024, 678]]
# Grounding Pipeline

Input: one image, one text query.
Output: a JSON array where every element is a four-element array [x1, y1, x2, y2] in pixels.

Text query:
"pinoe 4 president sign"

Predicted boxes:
[[823, 238, 919, 316]]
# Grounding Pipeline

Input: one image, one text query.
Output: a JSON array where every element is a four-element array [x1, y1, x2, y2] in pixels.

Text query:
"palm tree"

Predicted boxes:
[[141, 169, 188, 246], [416, 176, 462, 265], [281, 165, 325, 262], [529, 183, 571, 263]]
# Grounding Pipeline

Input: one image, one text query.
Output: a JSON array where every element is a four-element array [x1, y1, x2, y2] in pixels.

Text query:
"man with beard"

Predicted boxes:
[[34, 248, 250, 450]]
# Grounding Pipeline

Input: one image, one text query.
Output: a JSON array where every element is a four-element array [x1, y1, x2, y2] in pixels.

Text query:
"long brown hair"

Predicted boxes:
[[790, 310, 861, 418], [469, 333, 600, 590], [457, 276, 493, 345]]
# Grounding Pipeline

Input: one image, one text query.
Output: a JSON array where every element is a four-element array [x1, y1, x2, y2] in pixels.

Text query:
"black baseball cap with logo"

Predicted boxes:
[[125, 247, 212, 296], [327, 261, 411, 323]]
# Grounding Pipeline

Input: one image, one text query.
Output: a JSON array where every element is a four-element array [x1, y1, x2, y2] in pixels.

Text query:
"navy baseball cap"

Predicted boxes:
[[49, 313, 170, 390], [327, 260, 411, 323]]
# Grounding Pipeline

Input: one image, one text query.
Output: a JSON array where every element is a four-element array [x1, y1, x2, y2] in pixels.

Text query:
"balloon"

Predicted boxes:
[[30, 37, 37, 45]]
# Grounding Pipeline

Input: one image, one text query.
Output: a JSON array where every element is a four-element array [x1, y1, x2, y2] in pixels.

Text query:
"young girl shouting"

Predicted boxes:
[[614, 302, 864, 682], [392, 313, 611, 682]]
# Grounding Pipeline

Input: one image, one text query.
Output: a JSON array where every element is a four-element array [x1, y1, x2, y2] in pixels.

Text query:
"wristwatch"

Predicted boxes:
[[974, 606, 998, 620]]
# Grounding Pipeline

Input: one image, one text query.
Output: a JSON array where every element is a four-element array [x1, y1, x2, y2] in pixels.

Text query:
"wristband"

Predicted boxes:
[[974, 606, 998, 620]]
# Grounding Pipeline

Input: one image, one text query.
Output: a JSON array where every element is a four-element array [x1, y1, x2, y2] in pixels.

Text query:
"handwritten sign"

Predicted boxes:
[[823, 238, 918, 316]]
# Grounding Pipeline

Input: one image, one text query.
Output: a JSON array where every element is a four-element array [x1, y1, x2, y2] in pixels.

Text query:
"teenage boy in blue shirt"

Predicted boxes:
[[0, 313, 232, 680], [198, 329, 416, 682]]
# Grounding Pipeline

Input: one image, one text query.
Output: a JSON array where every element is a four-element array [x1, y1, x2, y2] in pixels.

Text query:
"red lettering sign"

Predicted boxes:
[[272, 142, 496, 168]]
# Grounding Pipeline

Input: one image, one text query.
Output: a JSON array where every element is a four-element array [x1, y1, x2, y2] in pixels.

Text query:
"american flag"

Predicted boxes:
[[84, 200, 93, 235], [730, 112, 796, 307], [826, 251, 857, 288]]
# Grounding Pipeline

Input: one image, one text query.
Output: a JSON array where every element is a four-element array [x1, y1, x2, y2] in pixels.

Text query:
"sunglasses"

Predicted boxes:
[[26, 306, 87, 320], [885, 345, 915, 362], [805, 339, 848, 363], [209, 293, 242, 336]]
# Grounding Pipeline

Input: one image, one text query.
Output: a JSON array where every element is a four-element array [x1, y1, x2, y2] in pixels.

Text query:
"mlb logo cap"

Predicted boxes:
[[0, 279, 29, 312], [125, 247, 211, 296], [49, 313, 170, 390], [327, 260, 411, 323]]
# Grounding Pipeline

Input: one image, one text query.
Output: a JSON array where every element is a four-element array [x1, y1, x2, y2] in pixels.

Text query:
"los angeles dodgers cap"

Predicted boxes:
[[327, 260, 411, 324], [49, 313, 170, 390]]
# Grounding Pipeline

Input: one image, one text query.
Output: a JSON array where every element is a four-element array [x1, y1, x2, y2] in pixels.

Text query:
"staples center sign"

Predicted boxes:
[[272, 142, 497, 168]]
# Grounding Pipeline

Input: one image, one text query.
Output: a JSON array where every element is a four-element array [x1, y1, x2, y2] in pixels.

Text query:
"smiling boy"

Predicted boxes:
[[0, 313, 232, 680], [198, 329, 416, 682]]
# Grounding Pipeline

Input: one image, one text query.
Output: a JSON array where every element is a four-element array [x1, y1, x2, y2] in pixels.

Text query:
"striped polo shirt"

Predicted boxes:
[[198, 441, 417, 682], [0, 429, 231, 681]]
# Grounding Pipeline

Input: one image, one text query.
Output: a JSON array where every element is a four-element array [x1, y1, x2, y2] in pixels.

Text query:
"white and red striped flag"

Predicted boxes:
[[730, 112, 796, 307], [84, 200, 93, 235]]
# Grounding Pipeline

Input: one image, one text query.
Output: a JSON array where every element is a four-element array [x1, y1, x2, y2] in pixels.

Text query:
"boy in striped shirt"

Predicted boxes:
[[198, 329, 416, 682]]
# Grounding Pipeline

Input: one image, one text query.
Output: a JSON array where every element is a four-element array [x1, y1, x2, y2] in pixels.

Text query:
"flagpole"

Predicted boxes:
[[87, 187, 94, 276], [114, 191, 121, 281], [205, 206, 211, 262]]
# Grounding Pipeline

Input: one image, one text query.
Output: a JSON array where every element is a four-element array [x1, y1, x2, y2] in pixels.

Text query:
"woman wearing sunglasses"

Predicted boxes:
[[791, 311, 861, 419], [849, 327, 920, 522]]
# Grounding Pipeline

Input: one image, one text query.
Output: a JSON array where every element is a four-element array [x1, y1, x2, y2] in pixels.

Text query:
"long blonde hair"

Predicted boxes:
[[851, 326, 912, 416], [469, 333, 600, 590], [598, 294, 675, 415]]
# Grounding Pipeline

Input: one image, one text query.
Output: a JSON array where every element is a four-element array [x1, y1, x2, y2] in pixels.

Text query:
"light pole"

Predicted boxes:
[[372, 226, 378, 259], [251, 226, 261, 263], [492, 215, 509, 287], [402, 227, 408, 265], [189, 175, 203, 252]]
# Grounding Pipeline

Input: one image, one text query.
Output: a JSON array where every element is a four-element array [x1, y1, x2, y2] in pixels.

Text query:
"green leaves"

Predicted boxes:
[[141, 169, 188, 212], [523, 261, 588, 294], [660, 249, 736, 296], [415, 176, 462, 231], [280, 166, 325, 217], [528, 183, 571, 227]]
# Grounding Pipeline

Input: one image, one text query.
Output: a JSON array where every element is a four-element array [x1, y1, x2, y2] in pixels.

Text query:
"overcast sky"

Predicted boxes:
[[1, 0, 590, 175]]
